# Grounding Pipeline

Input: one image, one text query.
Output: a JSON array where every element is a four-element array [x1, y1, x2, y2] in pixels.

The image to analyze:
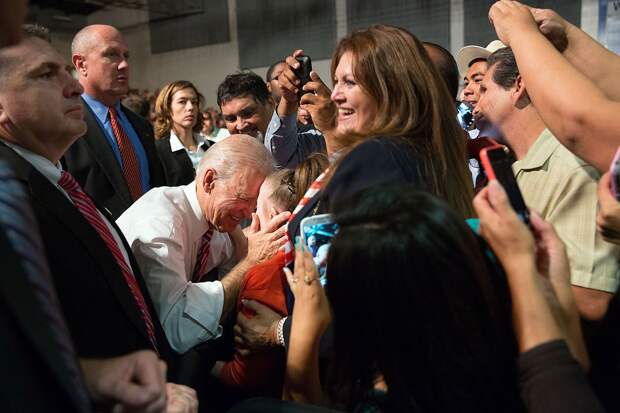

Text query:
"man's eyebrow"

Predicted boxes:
[[27, 61, 61, 74]]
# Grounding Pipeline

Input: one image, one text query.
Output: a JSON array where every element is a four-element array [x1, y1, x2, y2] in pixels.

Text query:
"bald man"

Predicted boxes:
[[63, 25, 165, 220]]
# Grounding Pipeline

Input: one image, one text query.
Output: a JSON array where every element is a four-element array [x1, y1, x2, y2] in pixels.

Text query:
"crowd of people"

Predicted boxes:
[[1, 0, 620, 412]]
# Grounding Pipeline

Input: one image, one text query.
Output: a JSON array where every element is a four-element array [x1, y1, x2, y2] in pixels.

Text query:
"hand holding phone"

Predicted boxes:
[[293, 55, 312, 101], [480, 145, 530, 225]]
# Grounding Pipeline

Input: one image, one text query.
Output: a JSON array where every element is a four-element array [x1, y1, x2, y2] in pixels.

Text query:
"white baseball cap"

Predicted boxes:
[[456, 40, 506, 76]]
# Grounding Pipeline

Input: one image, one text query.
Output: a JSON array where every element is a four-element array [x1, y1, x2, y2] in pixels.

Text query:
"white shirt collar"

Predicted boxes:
[[169, 131, 206, 153], [182, 181, 211, 239], [169, 130, 185, 152], [0, 140, 62, 186]]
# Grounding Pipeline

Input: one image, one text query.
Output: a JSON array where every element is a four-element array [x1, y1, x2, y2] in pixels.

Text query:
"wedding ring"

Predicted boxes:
[[304, 275, 315, 285]]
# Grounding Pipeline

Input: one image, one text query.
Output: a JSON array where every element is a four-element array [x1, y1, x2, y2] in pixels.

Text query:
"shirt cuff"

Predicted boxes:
[[571, 268, 619, 293], [185, 280, 224, 339]]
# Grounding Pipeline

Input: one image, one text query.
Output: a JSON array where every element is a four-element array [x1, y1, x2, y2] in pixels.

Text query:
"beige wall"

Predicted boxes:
[[50, 0, 600, 107], [75, 3, 333, 108]]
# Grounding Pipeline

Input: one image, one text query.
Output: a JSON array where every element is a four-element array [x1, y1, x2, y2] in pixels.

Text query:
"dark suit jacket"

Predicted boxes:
[[155, 134, 213, 187], [62, 98, 166, 220], [0, 144, 173, 364], [0, 230, 91, 413]]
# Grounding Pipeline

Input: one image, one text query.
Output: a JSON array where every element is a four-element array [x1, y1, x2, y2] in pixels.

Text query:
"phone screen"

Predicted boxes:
[[482, 147, 530, 225], [300, 214, 338, 286]]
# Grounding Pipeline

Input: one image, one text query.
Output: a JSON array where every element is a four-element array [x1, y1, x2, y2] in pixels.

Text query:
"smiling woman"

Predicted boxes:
[[154, 80, 213, 186]]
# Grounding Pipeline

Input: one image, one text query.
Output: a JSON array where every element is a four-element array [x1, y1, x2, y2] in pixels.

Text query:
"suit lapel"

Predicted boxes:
[[0, 234, 87, 412], [81, 99, 133, 206], [28, 167, 152, 346]]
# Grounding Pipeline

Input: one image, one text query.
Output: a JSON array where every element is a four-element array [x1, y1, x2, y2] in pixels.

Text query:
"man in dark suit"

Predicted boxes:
[[64, 24, 165, 220], [0, 22, 193, 413]]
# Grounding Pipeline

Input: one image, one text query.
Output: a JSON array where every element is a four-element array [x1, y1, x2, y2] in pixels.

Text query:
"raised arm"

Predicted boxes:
[[489, 0, 620, 172], [531, 7, 620, 101]]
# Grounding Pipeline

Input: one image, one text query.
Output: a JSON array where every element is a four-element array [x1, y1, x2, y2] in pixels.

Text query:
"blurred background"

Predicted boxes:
[[27, 0, 618, 106]]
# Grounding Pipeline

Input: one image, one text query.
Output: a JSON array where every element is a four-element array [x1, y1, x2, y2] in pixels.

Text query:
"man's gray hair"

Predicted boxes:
[[197, 134, 275, 182]]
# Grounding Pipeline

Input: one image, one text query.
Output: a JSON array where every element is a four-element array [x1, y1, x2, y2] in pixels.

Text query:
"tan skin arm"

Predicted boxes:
[[489, 1, 620, 173]]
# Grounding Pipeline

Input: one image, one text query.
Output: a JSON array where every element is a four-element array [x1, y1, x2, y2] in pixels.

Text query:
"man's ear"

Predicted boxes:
[[201, 169, 216, 193], [513, 74, 530, 108], [72, 54, 87, 77]]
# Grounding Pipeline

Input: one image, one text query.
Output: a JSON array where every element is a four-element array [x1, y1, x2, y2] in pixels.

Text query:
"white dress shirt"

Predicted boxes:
[[169, 131, 208, 171], [116, 182, 237, 353], [1, 141, 135, 272]]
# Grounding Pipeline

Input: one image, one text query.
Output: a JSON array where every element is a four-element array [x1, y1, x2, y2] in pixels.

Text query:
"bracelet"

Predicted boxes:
[[276, 317, 287, 347]]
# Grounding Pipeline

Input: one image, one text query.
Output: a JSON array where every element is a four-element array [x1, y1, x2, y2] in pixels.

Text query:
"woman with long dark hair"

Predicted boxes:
[[283, 185, 523, 412]]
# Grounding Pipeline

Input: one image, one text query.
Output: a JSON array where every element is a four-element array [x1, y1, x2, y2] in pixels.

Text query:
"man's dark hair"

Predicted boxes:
[[487, 47, 519, 90], [22, 24, 51, 43], [0, 25, 52, 85], [266, 60, 285, 82], [423, 41, 459, 99], [217, 71, 270, 107]]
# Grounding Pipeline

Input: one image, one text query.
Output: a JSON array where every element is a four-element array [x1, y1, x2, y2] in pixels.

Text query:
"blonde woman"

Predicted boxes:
[[154, 80, 212, 186]]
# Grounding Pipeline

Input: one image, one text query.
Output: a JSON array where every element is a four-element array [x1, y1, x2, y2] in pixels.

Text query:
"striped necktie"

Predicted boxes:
[[193, 228, 214, 282], [0, 161, 92, 412], [108, 106, 143, 201], [58, 170, 159, 353]]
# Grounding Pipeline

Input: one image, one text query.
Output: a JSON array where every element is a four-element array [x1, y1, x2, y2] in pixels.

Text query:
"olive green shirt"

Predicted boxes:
[[513, 128, 619, 293]]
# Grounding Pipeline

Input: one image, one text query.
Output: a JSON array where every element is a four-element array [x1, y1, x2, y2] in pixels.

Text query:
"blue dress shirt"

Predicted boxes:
[[82, 93, 150, 193]]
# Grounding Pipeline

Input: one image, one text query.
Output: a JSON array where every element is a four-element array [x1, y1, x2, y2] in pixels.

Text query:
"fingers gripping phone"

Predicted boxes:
[[294, 55, 312, 101], [480, 145, 530, 225]]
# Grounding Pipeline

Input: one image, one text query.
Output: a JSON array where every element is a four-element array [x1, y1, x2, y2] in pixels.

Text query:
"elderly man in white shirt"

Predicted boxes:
[[118, 135, 290, 353]]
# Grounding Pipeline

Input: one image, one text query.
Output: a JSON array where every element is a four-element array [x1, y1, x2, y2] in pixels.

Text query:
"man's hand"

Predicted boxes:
[[531, 7, 569, 52], [597, 171, 620, 245], [245, 211, 290, 265], [489, 0, 540, 47], [300, 72, 337, 134], [80, 350, 167, 413], [166, 383, 198, 413], [278, 49, 305, 107], [234, 299, 282, 355]]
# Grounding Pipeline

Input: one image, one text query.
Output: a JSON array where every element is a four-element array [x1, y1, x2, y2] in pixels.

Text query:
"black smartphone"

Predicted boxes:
[[294, 55, 312, 101], [480, 145, 530, 225]]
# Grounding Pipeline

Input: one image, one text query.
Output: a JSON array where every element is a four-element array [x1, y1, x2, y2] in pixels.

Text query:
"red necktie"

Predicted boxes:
[[192, 228, 214, 282], [58, 170, 159, 353], [108, 107, 143, 201]]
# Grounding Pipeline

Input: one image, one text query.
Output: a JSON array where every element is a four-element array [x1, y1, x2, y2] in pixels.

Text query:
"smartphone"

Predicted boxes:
[[456, 101, 475, 131], [300, 213, 338, 286], [294, 55, 312, 101], [610, 146, 620, 201], [480, 145, 530, 225]]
